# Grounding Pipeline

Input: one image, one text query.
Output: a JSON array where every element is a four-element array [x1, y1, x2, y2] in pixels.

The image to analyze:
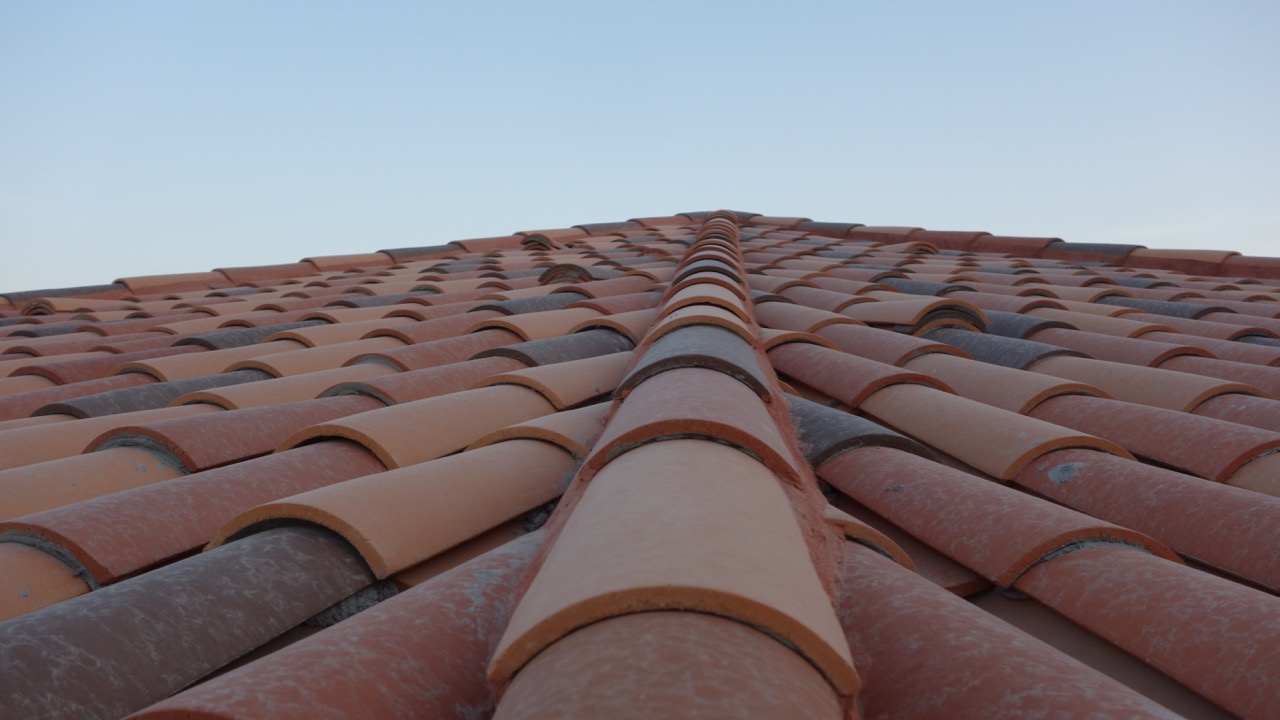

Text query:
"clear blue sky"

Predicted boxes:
[[3, 1, 1278, 293]]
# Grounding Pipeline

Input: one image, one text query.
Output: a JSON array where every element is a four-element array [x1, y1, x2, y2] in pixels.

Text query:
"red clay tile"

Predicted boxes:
[[284, 385, 555, 468], [1192, 392, 1280, 432], [840, 294, 987, 333], [815, 323, 966, 365], [468, 307, 602, 341], [835, 543, 1177, 720], [0, 526, 373, 719], [212, 440, 574, 579], [0, 446, 185, 521], [1156, 354, 1280, 397], [581, 368, 799, 483], [2, 441, 385, 587], [1028, 355, 1263, 411], [753, 301, 862, 334], [0, 543, 91, 622], [1143, 331, 1280, 366], [645, 304, 758, 343], [360, 328, 522, 371], [495, 612, 845, 720], [1029, 327, 1210, 366], [769, 342, 951, 407], [0, 404, 217, 471], [330, 356, 523, 405], [903, 352, 1103, 413], [473, 351, 632, 409], [130, 533, 544, 720], [1224, 452, 1280, 496], [619, 325, 769, 399], [858, 384, 1132, 479], [1014, 545, 1280, 718], [468, 401, 611, 459], [819, 446, 1171, 586], [1017, 448, 1280, 591], [1024, 307, 1172, 337], [489, 439, 857, 699], [231, 336, 406, 377], [0, 373, 156, 421], [567, 308, 657, 343], [1030, 394, 1280, 481]]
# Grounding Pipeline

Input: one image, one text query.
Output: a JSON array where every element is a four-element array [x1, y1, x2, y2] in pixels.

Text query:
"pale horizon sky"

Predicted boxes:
[[3, 1, 1278, 293]]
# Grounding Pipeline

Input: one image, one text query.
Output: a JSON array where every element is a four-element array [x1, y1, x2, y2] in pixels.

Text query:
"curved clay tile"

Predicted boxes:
[[580, 368, 798, 483], [263, 316, 414, 346], [859, 384, 1132, 479], [2, 442, 384, 587], [368, 308, 501, 343], [331, 356, 524, 405], [619, 325, 768, 399], [40, 368, 270, 418], [0, 373, 155, 422], [468, 308, 602, 341], [473, 351, 633, 410], [840, 295, 988, 333], [179, 363, 394, 409], [120, 341, 306, 381], [753, 301, 861, 334], [0, 526, 373, 720], [1143, 331, 1280, 366], [1016, 448, 1280, 592], [815, 323, 967, 366], [0, 543, 90, 622], [769, 343, 951, 407], [495, 612, 845, 720], [1024, 307, 1172, 338], [778, 285, 874, 313], [0, 446, 184, 522], [179, 321, 324, 350], [468, 402, 611, 460], [835, 543, 1180, 720], [231, 337, 406, 377], [1156, 355, 1280, 397], [0, 404, 217, 472], [359, 328, 522, 372], [821, 505, 915, 570], [1192, 392, 1280, 432], [1030, 395, 1280, 482], [211, 440, 574, 579], [488, 439, 858, 700], [662, 280, 753, 319], [904, 353, 1103, 413], [644, 304, 757, 343], [786, 394, 931, 466], [926, 328, 1085, 370], [131, 533, 544, 720], [1014, 545, 1280, 719], [567, 308, 657, 343], [13, 345, 199, 386], [951, 290, 1067, 314], [1134, 312, 1273, 341], [284, 385, 555, 469], [1225, 453, 1280, 496], [819, 446, 1173, 586], [1030, 327, 1210, 366], [564, 291, 661, 316], [1028, 355, 1264, 412], [474, 328, 635, 367], [89, 395, 380, 473]]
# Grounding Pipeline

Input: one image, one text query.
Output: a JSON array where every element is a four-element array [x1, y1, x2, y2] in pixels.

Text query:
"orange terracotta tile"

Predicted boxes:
[[211, 440, 574, 578], [496, 612, 845, 720], [1014, 545, 1280, 718], [0, 404, 218, 472], [468, 401, 611, 459], [489, 439, 857, 698], [0, 543, 91, 622], [815, 323, 967, 365], [859, 383, 1133, 479], [903, 353, 1105, 413], [473, 351, 633, 409], [769, 342, 951, 406], [1028, 355, 1263, 411], [0, 447, 184, 521], [283, 385, 555, 468]]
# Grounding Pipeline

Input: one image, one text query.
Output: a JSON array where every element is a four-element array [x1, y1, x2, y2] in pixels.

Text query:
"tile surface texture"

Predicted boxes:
[[1, 210, 1279, 719]]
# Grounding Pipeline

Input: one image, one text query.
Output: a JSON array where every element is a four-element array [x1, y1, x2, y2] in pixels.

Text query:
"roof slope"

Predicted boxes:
[[1, 211, 1279, 719]]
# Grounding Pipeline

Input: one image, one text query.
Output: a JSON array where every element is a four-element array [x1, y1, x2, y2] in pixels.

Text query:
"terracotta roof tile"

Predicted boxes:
[[5, 211, 1280, 719]]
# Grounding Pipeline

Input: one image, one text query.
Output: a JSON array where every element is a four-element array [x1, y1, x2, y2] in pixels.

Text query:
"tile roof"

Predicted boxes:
[[1, 211, 1279, 719]]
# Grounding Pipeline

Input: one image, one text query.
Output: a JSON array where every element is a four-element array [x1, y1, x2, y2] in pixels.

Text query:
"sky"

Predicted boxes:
[[2, 1, 1278, 293]]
